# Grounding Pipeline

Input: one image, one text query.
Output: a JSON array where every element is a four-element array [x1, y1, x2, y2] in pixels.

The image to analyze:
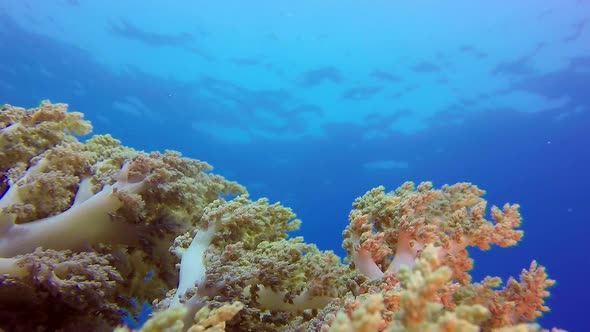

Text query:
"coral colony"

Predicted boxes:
[[0, 101, 560, 331]]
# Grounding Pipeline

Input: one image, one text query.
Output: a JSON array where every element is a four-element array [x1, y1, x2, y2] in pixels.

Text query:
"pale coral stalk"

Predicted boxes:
[[385, 231, 424, 274], [0, 155, 49, 210], [0, 163, 145, 257], [0, 257, 27, 277]]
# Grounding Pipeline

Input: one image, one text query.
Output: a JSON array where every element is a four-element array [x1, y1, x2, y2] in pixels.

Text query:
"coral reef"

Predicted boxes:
[[0, 102, 559, 331]]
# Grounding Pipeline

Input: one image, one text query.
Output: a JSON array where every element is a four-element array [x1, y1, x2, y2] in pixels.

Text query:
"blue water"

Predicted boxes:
[[1, 1, 589, 330]]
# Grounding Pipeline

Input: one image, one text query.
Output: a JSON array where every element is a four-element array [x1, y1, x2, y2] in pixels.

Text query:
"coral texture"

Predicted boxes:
[[0, 102, 559, 332]]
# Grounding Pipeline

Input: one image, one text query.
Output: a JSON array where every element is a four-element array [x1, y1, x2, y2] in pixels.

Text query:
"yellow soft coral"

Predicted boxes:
[[0, 102, 245, 331], [0, 101, 91, 172], [164, 196, 354, 330], [115, 302, 243, 332]]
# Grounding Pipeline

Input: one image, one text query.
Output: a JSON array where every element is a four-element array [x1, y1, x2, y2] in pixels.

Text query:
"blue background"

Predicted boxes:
[[1, 1, 588, 330]]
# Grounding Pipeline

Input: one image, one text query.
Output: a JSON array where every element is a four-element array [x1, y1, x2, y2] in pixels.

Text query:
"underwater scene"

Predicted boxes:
[[0, 1, 588, 331]]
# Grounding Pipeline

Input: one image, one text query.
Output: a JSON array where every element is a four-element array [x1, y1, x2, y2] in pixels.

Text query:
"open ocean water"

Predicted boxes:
[[1, 1, 589, 331]]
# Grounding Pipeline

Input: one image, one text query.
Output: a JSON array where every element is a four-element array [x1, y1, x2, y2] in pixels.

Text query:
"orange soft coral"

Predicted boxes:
[[447, 262, 556, 331], [343, 182, 523, 283], [322, 246, 557, 332], [334, 182, 556, 332]]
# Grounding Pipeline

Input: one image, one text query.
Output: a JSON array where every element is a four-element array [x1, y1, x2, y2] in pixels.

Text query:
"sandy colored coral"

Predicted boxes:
[[0, 249, 123, 332], [325, 294, 387, 332], [0, 101, 246, 331], [0, 101, 91, 173], [162, 196, 357, 330], [115, 302, 244, 332]]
